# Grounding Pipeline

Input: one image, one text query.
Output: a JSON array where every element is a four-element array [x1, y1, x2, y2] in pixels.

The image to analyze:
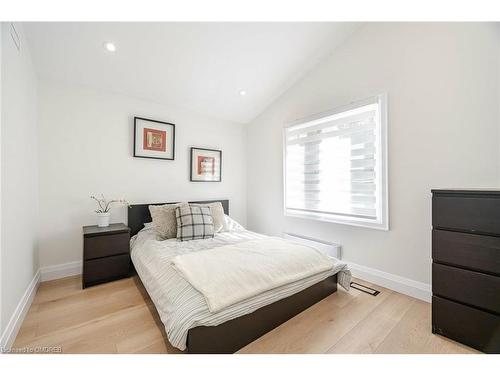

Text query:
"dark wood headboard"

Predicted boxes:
[[128, 200, 229, 236]]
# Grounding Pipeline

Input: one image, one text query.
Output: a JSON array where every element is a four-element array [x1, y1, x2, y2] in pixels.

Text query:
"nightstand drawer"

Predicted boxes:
[[83, 254, 130, 287], [84, 233, 129, 260], [433, 263, 500, 314]]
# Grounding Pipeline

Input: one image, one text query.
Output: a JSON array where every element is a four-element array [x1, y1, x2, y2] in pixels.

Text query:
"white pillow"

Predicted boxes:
[[149, 203, 183, 239], [224, 214, 244, 231], [191, 202, 227, 232]]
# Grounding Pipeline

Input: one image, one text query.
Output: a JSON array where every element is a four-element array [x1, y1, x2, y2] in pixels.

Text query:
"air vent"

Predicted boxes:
[[10, 23, 20, 52]]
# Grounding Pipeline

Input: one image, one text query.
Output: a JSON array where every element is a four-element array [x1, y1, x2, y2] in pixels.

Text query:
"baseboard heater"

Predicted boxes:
[[283, 233, 341, 259]]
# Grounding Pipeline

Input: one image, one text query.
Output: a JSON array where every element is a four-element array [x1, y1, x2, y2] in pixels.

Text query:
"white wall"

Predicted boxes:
[[2, 23, 499, 326], [1, 23, 39, 334], [38, 79, 247, 269], [246, 23, 500, 285]]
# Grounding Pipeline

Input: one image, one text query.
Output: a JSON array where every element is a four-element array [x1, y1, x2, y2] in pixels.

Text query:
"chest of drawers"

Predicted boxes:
[[432, 190, 500, 353]]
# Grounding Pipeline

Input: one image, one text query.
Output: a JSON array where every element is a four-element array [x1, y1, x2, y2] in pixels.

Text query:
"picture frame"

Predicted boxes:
[[190, 147, 222, 182], [134, 117, 175, 160]]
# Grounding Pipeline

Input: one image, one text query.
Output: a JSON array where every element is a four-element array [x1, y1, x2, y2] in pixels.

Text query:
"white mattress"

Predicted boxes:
[[130, 227, 351, 351]]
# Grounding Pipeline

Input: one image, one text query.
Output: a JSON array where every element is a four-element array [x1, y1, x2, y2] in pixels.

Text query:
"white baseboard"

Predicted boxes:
[[40, 260, 82, 282], [0, 261, 83, 350], [347, 261, 431, 303], [0, 270, 41, 351]]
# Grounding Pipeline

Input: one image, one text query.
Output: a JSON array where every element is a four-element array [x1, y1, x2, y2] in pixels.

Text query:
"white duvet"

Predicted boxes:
[[131, 226, 351, 351]]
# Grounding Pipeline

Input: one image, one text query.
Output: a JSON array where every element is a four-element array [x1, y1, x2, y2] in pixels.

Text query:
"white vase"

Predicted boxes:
[[97, 212, 111, 227]]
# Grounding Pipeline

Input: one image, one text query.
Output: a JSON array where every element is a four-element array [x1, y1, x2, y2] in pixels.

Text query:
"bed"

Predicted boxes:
[[128, 200, 351, 353]]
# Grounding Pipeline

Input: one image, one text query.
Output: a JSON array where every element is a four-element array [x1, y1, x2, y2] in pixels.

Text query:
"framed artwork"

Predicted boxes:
[[134, 117, 175, 160], [190, 147, 222, 182]]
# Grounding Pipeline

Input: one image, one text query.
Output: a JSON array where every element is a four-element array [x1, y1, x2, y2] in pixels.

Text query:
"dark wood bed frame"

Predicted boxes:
[[128, 200, 338, 354]]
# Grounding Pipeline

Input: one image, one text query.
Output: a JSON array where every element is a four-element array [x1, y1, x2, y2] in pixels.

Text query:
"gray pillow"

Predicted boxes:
[[149, 203, 181, 239]]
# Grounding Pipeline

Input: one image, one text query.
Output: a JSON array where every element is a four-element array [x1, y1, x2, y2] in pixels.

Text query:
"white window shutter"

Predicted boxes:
[[284, 94, 388, 230]]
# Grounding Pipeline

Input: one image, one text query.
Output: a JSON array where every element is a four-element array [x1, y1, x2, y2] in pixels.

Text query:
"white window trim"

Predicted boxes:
[[282, 93, 389, 231]]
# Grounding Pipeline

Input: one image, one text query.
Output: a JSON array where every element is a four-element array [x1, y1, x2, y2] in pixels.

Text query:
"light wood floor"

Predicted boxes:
[[12, 275, 478, 354]]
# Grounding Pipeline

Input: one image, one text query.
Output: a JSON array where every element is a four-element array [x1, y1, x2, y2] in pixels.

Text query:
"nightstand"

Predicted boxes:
[[82, 223, 131, 288]]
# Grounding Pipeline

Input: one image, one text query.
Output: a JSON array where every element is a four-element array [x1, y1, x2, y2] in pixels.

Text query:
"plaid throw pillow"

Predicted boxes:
[[175, 204, 215, 241]]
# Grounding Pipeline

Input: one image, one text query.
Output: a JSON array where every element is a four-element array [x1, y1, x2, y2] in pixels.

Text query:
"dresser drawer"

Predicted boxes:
[[84, 233, 129, 260], [432, 194, 500, 235], [83, 254, 130, 287], [433, 263, 500, 314], [433, 230, 500, 276], [432, 296, 500, 353]]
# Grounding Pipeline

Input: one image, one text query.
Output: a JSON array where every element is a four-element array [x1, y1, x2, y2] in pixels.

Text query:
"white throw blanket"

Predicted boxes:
[[171, 238, 335, 313]]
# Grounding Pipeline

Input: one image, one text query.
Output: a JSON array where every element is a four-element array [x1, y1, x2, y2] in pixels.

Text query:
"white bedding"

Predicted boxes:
[[131, 227, 351, 350]]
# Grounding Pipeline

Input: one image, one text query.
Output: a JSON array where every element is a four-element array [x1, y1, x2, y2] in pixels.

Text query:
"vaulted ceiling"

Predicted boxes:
[[24, 22, 361, 123]]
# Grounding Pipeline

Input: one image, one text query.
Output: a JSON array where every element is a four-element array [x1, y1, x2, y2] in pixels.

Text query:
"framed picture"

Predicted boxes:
[[134, 117, 175, 160], [190, 147, 222, 182]]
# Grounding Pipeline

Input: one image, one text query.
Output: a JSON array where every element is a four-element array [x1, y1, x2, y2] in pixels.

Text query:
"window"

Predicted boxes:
[[283, 94, 388, 230]]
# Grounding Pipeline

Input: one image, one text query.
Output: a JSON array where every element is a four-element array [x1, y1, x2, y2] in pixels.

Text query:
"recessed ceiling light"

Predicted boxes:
[[239, 90, 247, 96], [103, 42, 116, 52]]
